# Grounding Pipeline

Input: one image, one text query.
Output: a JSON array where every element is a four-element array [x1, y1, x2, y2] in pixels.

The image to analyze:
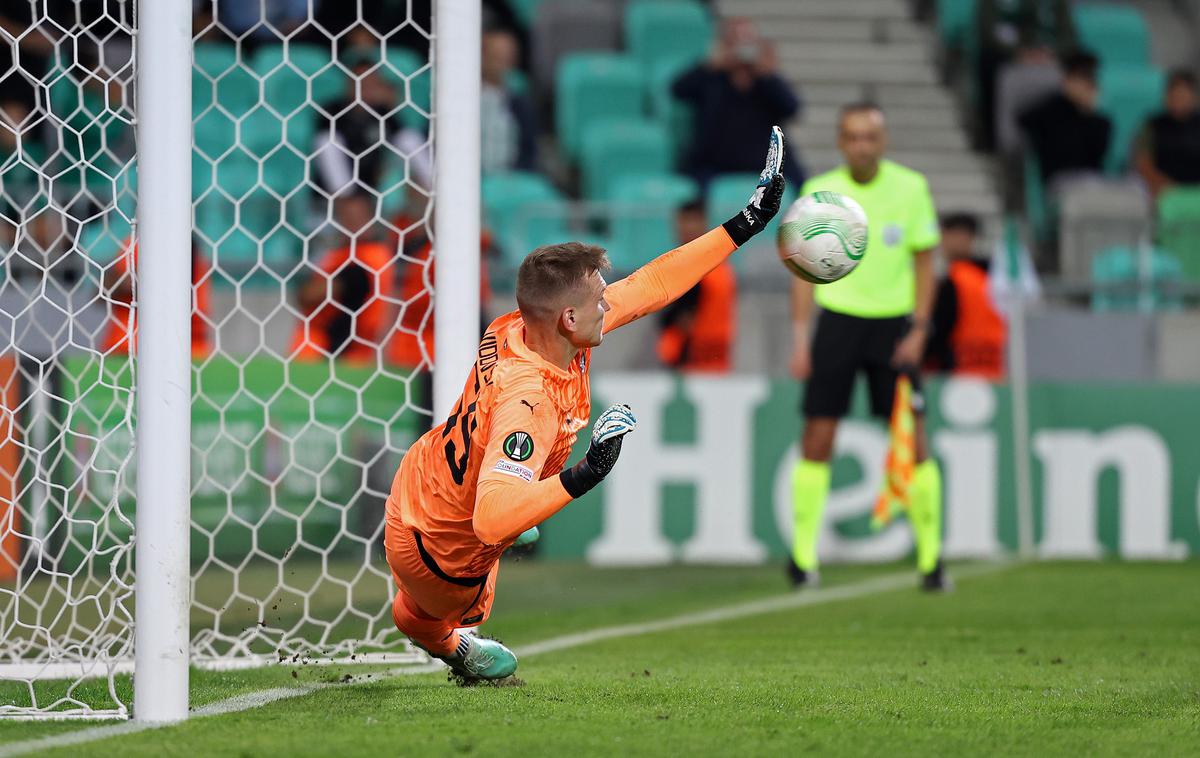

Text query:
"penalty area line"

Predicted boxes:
[[0, 561, 1014, 757]]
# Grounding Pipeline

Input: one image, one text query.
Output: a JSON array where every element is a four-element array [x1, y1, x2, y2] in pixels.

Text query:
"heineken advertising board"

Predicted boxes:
[[541, 374, 1200, 563], [60, 363, 1199, 563]]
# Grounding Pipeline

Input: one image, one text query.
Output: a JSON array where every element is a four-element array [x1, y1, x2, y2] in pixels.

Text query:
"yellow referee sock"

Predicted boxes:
[[791, 459, 831, 571], [909, 459, 943, 574]]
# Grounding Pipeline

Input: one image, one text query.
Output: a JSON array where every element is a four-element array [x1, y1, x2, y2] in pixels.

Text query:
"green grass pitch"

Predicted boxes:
[[2, 561, 1198, 756]]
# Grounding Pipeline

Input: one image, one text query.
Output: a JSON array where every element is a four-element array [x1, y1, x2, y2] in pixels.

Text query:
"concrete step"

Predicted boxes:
[[778, 42, 932, 65], [717, 0, 911, 20], [782, 59, 938, 86], [799, 105, 962, 130], [801, 149, 994, 176], [931, 192, 1003, 216], [759, 18, 931, 44], [794, 81, 955, 109], [794, 125, 969, 152]]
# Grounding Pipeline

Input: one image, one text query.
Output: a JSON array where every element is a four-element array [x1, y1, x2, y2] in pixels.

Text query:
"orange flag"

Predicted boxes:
[[872, 375, 915, 530]]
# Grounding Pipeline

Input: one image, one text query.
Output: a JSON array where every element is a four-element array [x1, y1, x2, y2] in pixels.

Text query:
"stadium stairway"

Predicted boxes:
[[717, 0, 1002, 223]]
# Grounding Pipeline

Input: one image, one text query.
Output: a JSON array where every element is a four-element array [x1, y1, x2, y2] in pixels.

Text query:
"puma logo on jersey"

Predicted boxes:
[[520, 400, 539, 414]]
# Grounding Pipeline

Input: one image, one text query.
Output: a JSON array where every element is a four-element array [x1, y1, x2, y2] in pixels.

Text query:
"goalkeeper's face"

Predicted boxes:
[[565, 270, 610, 349]]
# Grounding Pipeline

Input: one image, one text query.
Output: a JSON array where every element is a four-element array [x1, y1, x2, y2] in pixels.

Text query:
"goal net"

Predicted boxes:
[[0, 0, 435, 719]]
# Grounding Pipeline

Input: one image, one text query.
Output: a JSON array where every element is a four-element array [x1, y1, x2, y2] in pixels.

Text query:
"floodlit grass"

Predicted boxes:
[[2, 561, 1198, 756]]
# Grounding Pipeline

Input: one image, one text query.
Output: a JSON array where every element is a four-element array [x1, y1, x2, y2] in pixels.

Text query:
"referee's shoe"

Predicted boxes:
[[786, 561, 819, 589], [921, 560, 953, 592]]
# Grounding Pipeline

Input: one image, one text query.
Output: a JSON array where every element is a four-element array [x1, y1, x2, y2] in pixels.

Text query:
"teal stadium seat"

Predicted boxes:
[[252, 44, 345, 115], [193, 44, 258, 116], [509, 0, 546, 28], [1157, 186, 1200, 280], [608, 173, 699, 271], [481, 172, 571, 266], [381, 46, 433, 131], [1090, 245, 1183, 311], [1099, 65, 1164, 173], [648, 56, 697, 160], [579, 119, 671, 200], [1074, 3, 1151, 67], [556, 54, 645, 161], [936, 0, 977, 51], [706, 173, 796, 267], [625, 0, 712, 74]]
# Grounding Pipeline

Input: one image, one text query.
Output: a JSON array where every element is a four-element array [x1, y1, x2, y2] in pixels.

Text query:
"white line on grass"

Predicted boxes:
[[0, 561, 1012, 757]]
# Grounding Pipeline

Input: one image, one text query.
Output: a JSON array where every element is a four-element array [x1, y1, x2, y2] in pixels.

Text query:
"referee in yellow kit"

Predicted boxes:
[[787, 103, 949, 591]]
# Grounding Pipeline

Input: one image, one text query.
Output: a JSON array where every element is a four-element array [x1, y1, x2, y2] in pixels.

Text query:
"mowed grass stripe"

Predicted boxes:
[[0, 565, 994, 757]]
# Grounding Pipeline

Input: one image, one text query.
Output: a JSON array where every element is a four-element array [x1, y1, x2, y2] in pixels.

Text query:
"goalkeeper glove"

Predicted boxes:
[[722, 125, 787, 246], [559, 404, 637, 498]]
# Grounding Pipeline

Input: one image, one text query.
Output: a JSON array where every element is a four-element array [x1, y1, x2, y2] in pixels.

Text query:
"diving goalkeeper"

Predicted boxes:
[[384, 129, 786, 682]]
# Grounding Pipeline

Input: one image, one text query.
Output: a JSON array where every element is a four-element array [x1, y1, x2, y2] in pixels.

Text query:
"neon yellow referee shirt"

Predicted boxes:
[[800, 159, 939, 318]]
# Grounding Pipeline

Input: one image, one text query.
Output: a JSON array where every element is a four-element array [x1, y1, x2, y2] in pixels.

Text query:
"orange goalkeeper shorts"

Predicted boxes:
[[383, 508, 499, 630]]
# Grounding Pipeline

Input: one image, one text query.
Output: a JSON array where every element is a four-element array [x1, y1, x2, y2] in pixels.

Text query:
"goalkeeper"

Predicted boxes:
[[384, 130, 787, 681]]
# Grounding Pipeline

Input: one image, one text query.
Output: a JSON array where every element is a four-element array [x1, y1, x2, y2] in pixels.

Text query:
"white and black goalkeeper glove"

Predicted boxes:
[[722, 125, 787, 246], [559, 404, 638, 498]]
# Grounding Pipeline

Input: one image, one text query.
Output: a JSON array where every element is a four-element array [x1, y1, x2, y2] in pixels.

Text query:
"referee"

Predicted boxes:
[[787, 103, 948, 591]]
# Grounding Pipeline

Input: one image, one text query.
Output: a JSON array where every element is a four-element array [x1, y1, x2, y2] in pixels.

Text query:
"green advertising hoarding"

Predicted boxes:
[[61, 356, 423, 561], [539, 374, 1200, 563], [60, 363, 1199, 564]]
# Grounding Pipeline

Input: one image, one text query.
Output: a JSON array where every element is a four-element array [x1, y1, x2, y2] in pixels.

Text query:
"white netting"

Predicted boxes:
[[0, 1, 433, 719]]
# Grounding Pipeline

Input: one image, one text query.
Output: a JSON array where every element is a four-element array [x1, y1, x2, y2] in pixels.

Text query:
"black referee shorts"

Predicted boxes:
[[802, 309, 923, 420]]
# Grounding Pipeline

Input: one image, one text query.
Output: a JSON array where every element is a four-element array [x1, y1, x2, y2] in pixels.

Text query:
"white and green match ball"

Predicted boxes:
[[776, 190, 868, 284]]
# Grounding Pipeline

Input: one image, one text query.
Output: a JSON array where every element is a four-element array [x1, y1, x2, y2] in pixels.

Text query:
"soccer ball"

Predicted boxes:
[[776, 191, 868, 284]]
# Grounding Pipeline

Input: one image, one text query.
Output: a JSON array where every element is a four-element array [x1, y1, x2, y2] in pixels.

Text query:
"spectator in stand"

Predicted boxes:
[[480, 27, 537, 174], [101, 238, 212, 359], [974, 0, 1075, 150], [1134, 69, 1200, 200], [386, 223, 495, 372], [1018, 51, 1111, 191], [291, 191, 396, 363], [672, 17, 804, 191], [656, 200, 736, 373], [924, 214, 1006, 381], [314, 52, 412, 198]]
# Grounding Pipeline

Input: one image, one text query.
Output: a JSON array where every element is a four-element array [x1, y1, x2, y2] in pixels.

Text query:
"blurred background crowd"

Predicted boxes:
[[1, 0, 1199, 383]]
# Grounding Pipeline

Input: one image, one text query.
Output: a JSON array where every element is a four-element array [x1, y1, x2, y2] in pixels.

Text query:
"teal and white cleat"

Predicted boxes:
[[512, 526, 540, 548], [446, 635, 518, 680]]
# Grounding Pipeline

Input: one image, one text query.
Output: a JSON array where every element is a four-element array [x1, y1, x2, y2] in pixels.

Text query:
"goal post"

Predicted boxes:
[[432, 0, 482, 423], [133, 0, 193, 724], [0, 0, 472, 720]]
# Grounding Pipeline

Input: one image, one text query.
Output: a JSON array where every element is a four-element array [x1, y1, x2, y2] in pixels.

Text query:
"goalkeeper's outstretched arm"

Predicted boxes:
[[473, 404, 637, 545], [603, 127, 787, 334]]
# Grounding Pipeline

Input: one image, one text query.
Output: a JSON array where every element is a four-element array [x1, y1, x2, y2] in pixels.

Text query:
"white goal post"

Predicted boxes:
[[0, 0, 477, 721]]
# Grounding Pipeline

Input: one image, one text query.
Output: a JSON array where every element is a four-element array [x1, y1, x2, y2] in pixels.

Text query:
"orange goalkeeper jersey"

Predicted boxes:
[[387, 227, 737, 577]]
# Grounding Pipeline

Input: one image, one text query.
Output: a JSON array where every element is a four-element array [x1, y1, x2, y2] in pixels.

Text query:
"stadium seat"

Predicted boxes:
[[381, 45, 433, 131], [705, 173, 796, 269], [936, 0, 977, 51], [625, 0, 712, 74], [994, 61, 1061, 157], [1057, 178, 1150, 283], [1073, 3, 1151, 67], [608, 173, 699, 272], [648, 56, 697, 159], [481, 172, 571, 265], [1098, 64, 1165, 173], [556, 54, 646, 161], [1090, 245, 1184, 312], [509, 0, 547, 28], [253, 44, 345, 114], [1157, 186, 1200, 280], [193, 44, 259, 117], [579, 119, 671, 201], [532, 0, 622, 98]]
